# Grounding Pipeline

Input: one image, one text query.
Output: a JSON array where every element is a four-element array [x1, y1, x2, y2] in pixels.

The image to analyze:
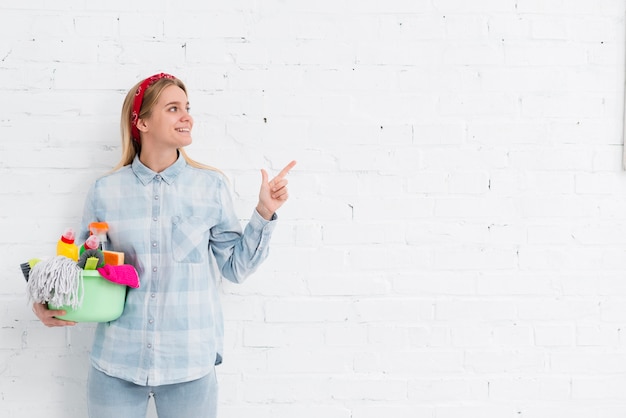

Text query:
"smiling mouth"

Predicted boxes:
[[176, 128, 190, 133]]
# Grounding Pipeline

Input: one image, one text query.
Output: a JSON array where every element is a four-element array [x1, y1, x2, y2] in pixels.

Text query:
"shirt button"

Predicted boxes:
[[153, 267, 157, 272], [154, 195, 159, 200], [147, 343, 152, 349], [151, 293, 156, 298], [153, 217, 157, 221], [152, 242, 157, 247], [149, 319, 154, 324]]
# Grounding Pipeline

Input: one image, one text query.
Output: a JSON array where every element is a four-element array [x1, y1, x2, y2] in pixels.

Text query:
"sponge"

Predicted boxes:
[[103, 251, 125, 266]]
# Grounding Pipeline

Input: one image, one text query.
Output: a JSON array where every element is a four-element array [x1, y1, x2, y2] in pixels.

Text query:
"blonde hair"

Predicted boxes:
[[113, 77, 218, 172]]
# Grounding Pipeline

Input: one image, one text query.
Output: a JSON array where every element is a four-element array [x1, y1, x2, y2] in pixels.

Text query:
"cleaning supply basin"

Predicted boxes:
[[49, 270, 127, 322]]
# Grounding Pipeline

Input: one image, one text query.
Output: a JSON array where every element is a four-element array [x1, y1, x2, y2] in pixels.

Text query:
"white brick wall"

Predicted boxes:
[[1, 0, 626, 417]]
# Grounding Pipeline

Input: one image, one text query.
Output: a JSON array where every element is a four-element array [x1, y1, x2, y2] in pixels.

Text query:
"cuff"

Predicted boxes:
[[252, 208, 278, 224]]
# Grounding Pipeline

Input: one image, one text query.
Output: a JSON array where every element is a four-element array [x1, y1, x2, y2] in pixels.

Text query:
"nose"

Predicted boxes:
[[181, 109, 193, 124]]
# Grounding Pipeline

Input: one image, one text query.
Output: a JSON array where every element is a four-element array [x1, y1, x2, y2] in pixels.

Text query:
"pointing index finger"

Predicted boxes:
[[276, 160, 297, 179]]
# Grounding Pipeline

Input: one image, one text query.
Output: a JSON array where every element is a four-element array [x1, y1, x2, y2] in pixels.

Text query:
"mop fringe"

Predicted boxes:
[[27, 256, 84, 309]]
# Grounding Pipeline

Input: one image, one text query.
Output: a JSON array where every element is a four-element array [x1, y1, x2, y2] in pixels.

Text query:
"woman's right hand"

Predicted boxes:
[[32, 303, 77, 327]]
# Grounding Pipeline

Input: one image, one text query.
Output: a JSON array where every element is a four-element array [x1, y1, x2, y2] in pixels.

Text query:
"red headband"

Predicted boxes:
[[131, 73, 176, 144]]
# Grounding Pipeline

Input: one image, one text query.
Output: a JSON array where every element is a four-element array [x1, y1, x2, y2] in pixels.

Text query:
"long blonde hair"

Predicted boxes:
[[113, 77, 217, 172]]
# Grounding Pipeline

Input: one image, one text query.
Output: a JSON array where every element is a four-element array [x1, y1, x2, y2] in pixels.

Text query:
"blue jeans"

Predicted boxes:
[[87, 366, 218, 418]]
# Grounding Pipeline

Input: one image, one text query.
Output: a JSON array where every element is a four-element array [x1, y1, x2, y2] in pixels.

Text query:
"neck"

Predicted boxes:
[[139, 148, 179, 173]]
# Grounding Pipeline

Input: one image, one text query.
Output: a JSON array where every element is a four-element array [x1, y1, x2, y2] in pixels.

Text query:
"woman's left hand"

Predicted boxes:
[[256, 160, 297, 220]]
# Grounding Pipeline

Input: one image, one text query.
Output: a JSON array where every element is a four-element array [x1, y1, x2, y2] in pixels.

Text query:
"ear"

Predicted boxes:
[[136, 118, 149, 133]]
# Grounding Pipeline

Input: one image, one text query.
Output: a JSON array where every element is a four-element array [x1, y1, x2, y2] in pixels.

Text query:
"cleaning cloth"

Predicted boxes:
[[96, 264, 140, 288]]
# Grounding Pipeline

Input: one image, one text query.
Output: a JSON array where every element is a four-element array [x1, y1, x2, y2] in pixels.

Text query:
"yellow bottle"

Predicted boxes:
[[57, 227, 79, 261]]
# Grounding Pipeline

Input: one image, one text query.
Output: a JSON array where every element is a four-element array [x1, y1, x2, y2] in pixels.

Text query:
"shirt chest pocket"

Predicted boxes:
[[171, 216, 214, 263]]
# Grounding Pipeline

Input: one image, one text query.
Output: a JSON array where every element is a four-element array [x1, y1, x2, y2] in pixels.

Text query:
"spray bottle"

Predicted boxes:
[[89, 222, 109, 251], [56, 227, 79, 261]]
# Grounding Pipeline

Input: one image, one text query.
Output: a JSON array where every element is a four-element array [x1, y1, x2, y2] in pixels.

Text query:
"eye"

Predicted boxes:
[[168, 106, 178, 112], [186, 106, 191, 113]]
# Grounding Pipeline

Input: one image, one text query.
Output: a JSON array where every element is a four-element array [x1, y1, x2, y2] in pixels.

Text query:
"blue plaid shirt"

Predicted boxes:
[[78, 154, 276, 386]]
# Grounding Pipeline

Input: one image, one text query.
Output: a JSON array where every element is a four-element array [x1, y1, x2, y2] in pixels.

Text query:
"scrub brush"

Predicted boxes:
[[19, 258, 42, 282]]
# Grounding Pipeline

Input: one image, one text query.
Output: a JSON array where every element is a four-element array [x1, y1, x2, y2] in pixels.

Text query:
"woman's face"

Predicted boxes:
[[140, 84, 193, 150]]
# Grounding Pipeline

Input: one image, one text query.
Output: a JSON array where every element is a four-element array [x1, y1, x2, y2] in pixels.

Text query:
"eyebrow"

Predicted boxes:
[[164, 101, 190, 107]]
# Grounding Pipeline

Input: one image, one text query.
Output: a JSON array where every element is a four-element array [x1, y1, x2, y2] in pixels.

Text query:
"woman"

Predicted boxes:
[[33, 73, 295, 417]]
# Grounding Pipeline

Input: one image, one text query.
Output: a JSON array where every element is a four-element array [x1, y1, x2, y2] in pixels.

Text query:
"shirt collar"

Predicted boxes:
[[131, 153, 187, 186]]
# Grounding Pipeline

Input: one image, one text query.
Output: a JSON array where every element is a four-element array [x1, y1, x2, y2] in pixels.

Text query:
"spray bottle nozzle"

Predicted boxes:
[[88, 222, 109, 251]]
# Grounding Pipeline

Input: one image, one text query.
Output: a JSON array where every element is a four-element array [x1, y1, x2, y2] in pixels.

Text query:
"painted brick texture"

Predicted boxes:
[[1, 1, 626, 417]]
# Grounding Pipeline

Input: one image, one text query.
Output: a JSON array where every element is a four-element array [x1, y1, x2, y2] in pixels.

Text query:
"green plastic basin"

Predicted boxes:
[[49, 270, 127, 322]]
